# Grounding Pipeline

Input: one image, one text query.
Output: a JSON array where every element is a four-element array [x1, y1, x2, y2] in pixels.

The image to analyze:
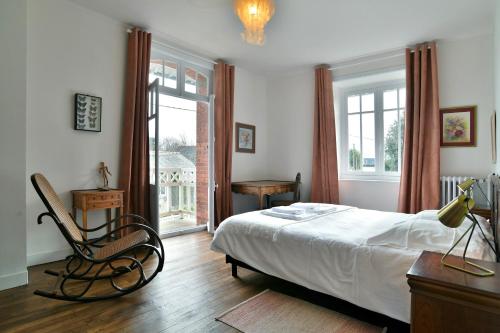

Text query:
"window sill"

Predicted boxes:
[[339, 175, 401, 183]]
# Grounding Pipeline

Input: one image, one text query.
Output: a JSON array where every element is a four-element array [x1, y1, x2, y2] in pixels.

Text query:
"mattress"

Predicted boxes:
[[210, 206, 496, 323]]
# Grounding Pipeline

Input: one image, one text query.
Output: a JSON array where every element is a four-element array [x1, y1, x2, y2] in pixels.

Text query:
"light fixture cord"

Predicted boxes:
[[473, 178, 492, 208], [466, 197, 497, 260]]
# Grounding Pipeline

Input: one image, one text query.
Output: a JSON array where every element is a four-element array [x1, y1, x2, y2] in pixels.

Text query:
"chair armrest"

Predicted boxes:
[[75, 214, 149, 233], [78, 222, 159, 247]]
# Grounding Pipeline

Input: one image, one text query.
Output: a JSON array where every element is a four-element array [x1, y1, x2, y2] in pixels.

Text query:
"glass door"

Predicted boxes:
[[155, 95, 211, 235], [149, 51, 214, 237], [148, 79, 160, 234]]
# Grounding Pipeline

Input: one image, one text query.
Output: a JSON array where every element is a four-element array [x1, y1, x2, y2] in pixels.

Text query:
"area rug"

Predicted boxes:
[[216, 289, 386, 333]]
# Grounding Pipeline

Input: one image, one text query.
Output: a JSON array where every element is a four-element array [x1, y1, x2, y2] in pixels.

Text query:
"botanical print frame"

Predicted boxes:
[[235, 122, 256, 153], [74, 93, 102, 132], [440, 106, 476, 147]]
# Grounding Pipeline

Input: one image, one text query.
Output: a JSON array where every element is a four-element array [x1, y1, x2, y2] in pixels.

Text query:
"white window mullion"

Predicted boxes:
[[341, 91, 348, 175], [179, 63, 185, 96], [359, 98, 363, 172], [375, 88, 384, 174]]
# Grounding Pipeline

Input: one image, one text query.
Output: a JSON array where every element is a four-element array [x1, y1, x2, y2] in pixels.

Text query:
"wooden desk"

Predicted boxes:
[[71, 189, 124, 239], [231, 180, 296, 209], [407, 251, 500, 333]]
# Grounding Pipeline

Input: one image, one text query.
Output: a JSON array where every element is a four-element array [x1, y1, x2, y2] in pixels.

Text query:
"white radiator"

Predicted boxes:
[[440, 176, 491, 208]]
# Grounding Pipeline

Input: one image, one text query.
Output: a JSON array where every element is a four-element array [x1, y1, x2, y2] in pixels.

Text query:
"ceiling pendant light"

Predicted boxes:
[[234, 0, 275, 46]]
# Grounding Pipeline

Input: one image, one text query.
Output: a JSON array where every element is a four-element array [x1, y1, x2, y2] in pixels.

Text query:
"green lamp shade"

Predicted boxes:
[[457, 178, 475, 192], [437, 194, 475, 228]]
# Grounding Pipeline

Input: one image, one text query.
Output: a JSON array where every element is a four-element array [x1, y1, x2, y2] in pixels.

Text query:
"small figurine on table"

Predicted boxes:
[[98, 162, 112, 191]]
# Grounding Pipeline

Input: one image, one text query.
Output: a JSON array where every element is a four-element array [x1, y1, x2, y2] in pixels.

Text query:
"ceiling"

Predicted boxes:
[[69, 0, 495, 75]]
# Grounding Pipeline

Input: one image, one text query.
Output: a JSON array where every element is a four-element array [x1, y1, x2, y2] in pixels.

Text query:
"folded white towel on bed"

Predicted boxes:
[[271, 206, 306, 215], [261, 210, 317, 220], [291, 202, 336, 213]]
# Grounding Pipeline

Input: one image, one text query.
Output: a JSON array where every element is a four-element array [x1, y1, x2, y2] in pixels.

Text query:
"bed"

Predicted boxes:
[[210, 205, 497, 323]]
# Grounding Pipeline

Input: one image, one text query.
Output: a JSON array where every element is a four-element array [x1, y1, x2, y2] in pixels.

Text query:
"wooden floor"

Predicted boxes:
[[160, 217, 197, 234], [0, 232, 409, 333]]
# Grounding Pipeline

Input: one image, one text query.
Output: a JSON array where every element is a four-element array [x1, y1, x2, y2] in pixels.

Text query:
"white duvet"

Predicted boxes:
[[210, 206, 496, 323]]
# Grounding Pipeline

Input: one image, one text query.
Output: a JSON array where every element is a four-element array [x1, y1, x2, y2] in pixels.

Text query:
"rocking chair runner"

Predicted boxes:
[[31, 173, 165, 302]]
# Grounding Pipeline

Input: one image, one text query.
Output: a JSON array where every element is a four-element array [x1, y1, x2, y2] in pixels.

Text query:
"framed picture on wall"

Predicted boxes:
[[440, 106, 476, 147], [74, 93, 102, 132], [235, 122, 255, 153]]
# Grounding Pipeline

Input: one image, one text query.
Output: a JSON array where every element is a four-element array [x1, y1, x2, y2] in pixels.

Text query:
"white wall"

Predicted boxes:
[[0, 0, 28, 291], [267, 71, 315, 203], [232, 67, 269, 213], [266, 34, 495, 212], [26, 0, 126, 265], [439, 35, 495, 177], [495, 2, 500, 174]]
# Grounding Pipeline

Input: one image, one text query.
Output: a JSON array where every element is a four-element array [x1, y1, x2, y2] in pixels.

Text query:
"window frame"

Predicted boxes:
[[338, 79, 405, 181], [150, 48, 213, 103]]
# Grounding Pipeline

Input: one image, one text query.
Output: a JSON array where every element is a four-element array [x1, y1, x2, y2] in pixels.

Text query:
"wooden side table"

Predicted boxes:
[[71, 189, 124, 239], [407, 251, 500, 333]]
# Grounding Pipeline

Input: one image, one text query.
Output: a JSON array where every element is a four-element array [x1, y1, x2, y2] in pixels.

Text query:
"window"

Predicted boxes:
[[149, 52, 212, 102], [185, 67, 209, 96], [340, 81, 405, 180]]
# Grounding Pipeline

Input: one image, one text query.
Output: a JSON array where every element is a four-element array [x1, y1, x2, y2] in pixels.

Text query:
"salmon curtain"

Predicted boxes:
[[398, 42, 440, 213], [214, 61, 235, 228], [311, 66, 340, 204], [118, 28, 152, 228]]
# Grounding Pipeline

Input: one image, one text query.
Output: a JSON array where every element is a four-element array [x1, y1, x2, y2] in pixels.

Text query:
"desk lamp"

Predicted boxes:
[[437, 179, 497, 277]]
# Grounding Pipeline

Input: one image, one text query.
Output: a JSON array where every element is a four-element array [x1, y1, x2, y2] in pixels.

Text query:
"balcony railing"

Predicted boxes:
[[153, 167, 196, 220]]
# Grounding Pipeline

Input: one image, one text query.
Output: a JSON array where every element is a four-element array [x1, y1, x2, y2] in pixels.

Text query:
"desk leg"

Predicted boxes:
[[106, 209, 112, 241], [118, 205, 124, 238], [259, 194, 266, 210], [82, 210, 88, 240]]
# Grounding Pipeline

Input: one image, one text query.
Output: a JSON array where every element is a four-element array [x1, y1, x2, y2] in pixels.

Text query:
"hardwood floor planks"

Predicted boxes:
[[0, 232, 268, 333], [0, 231, 408, 332]]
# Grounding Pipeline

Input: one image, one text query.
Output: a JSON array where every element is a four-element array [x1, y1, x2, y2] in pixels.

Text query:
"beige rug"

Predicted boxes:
[[216, 289, 386, 333]]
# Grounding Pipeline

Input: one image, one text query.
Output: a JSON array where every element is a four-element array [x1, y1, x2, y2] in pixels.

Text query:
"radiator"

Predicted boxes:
[[440, 176, 491, 208]]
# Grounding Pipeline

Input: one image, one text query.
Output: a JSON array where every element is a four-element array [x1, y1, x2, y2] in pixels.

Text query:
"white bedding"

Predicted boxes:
[[210, 206, 496, 323]]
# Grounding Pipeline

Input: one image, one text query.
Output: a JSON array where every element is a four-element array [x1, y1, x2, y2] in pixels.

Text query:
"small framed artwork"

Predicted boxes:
[[74, 93, 102, 132], [440, 106, 476, 147], [235, 122, 255, 153]]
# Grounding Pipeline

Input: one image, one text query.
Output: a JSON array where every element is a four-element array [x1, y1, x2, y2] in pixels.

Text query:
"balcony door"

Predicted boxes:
[[149, 50, 214, 237]]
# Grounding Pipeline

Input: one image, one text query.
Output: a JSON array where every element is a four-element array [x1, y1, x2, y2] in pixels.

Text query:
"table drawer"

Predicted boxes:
[[86, 200, 122, 210], [86, 193, 122, 203], [262, 185, 294, 195]]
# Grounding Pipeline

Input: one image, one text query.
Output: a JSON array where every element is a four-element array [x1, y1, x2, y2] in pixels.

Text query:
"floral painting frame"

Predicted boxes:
[[440, 106, 476, 147], [235, 122, 255, 153]]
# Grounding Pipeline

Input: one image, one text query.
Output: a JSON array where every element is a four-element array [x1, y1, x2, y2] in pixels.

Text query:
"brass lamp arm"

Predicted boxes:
[[441, 219, 495, 277]]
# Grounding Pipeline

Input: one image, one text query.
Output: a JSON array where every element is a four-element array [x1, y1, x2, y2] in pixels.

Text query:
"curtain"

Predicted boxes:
[[398, 42, 440, 213], [311, 65, 340, 204], [214, 61, 235, 228], [118, 28, 152, 230]]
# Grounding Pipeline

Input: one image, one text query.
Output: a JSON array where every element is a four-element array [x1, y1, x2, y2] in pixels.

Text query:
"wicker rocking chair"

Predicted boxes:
[[31, 173, 164, 302]]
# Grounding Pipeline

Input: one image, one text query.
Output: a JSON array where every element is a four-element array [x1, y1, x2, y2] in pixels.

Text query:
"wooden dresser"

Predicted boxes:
[[407, 251, 500, 333], [71, 189, 124, 239]]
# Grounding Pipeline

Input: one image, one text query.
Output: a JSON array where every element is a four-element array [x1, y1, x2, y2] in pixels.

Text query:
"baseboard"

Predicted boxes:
[[0, 270, 28, 291], [27, 248, 73, 267]]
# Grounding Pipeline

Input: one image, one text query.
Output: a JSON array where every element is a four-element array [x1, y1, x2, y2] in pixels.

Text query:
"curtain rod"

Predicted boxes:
[[329, 44, 435, 71], [126, 28, 217, 65]]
